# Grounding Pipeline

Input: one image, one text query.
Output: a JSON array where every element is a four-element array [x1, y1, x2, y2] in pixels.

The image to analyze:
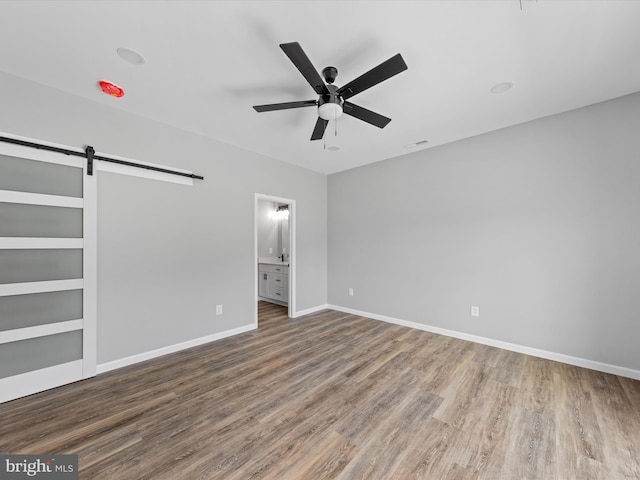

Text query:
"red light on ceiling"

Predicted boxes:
[[98, 80, 125, 98]]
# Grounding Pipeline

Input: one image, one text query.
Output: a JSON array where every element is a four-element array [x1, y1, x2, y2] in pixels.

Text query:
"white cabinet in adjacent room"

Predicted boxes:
[[258, 263, 289, 304]]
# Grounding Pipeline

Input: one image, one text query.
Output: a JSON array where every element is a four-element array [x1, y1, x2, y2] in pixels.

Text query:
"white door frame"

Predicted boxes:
[[254, 193, 296, 324]]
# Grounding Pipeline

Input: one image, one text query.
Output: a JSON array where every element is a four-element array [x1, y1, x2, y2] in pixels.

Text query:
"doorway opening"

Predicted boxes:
[[254, 194, 296, 326]]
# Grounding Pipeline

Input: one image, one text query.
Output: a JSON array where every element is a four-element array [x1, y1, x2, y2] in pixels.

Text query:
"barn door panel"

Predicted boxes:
[[0, 143, 96, 403]]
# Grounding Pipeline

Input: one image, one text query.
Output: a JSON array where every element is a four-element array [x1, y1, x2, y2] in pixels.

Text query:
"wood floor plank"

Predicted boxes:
[[333, 388, 442, 480], [274, 431, 357, 480], [432, 359, 494, 431], [500, 406, 557, 480], [451, 381, 517, 479], [66, 423, 143, 471], [553, 365, 607, 480], [15, 392, 176, 454], [584, 370, 640, 479], [1, 301, 638, 479], [410, 339, 477, 396], [519, 355, 557, 415], [492, 348, 525, 388], [248, 356, 356, 423]]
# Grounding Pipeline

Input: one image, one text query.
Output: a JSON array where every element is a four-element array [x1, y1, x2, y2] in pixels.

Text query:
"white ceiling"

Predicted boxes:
[[1, 1, 639, 174]]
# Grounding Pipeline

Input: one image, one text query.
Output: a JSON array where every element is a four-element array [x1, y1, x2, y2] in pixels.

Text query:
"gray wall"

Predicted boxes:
[[328, 92, 640, 371], [0, 71, 327, 365]]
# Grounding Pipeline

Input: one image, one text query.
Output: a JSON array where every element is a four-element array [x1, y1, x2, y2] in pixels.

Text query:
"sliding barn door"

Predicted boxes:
[[0, 142, 96, 403]]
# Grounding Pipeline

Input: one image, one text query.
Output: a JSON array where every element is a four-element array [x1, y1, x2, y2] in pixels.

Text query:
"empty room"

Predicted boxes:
[[0, 1, 639, 479]]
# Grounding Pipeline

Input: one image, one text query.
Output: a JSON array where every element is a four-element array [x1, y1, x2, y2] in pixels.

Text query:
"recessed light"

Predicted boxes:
[[491, 82, 513, 94], [116, 47, 146, 66], [327, 146, 340, 151]]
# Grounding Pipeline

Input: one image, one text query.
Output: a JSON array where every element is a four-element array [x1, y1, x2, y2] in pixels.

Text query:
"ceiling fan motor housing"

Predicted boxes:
[[318, 84, 344, 120], [322, 66, 338, 84]]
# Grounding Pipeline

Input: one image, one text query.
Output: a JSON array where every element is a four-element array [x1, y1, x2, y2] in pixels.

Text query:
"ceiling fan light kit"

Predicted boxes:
[[253, 42, 407, 141], [318, 101, 343, 120], [318, 86, 344, 121]]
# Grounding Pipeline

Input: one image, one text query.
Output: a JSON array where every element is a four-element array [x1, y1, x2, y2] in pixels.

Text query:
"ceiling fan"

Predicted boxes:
[[253, 42, 408, 141]]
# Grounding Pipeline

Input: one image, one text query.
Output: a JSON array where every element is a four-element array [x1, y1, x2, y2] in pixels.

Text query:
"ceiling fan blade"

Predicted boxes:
[[343, 102, 392, 129], [280, 42, 329, 95], [253, 100, 317, 112], [310, 117, 329, 141], [337, 53, 408, 100]]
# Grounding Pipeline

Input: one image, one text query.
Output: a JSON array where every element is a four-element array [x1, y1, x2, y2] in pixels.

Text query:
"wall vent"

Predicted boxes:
[[403, 140, 429, 149]]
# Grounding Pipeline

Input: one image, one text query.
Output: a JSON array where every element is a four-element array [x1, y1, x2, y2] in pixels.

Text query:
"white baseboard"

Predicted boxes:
[[293, 304, 329, 318], [328, 305, 640, 381], [97, 324, 256, 374]]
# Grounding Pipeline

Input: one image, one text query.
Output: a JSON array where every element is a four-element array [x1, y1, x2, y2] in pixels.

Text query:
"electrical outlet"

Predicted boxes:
[[283, 247, 286, 254], [216, 305, 223, 315], [269, 247, 273, 254], [349, 288, 354, 297], [471, 305, 479, 317]]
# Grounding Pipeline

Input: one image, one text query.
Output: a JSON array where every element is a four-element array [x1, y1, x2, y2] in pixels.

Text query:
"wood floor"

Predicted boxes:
[[1, 302, 639, 479]]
